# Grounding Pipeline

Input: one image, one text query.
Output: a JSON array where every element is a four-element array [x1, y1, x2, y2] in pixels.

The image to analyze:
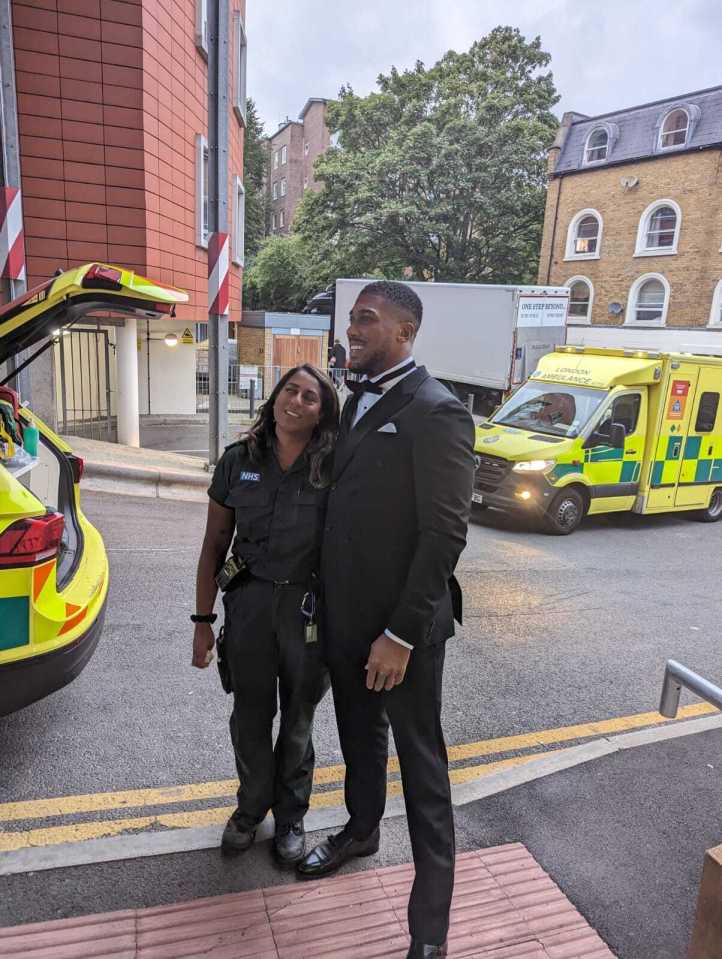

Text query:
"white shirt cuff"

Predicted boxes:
[[384, 628, 413, 650]]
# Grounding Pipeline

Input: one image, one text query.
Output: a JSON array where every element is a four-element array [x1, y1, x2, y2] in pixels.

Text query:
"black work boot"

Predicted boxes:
[[221, 810, 256, 855], [273, 821, 306, 868]]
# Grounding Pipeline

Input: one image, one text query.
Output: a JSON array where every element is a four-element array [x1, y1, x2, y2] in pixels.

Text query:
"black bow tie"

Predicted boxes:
[[345, 360, 416, 396]]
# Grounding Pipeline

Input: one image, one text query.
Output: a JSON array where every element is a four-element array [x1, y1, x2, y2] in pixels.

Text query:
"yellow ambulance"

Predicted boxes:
[[473, 346, 722, 534]]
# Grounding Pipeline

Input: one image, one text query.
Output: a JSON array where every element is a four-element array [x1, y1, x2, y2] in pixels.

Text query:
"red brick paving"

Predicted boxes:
[[0, 844, 616, 958]]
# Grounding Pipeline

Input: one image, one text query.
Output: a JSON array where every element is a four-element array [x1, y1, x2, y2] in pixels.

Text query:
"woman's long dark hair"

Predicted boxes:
[[243, 364, 339, 487]]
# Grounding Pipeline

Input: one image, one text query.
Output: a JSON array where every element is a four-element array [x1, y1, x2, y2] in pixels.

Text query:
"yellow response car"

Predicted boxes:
[[474, 346, 722, 534], [0, 263, 188, 715]]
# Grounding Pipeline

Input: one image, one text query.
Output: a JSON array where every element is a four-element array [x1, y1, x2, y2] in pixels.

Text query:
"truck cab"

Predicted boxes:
[[473, 346, 722, 534]]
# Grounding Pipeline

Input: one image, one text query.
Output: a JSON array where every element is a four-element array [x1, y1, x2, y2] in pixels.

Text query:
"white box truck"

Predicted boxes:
[[333, 279, 570, 414]]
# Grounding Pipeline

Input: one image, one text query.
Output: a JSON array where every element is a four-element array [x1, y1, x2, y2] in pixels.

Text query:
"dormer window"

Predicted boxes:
[[584, 128, 608, 164], [659, 109, 689, 149]]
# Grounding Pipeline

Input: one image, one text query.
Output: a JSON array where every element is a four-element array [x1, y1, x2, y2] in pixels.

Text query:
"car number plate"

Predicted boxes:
[[472, 492, 484, 505]]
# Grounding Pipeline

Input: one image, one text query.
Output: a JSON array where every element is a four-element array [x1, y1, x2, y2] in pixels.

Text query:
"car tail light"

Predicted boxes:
[[82, 264, 122, 291], [0, 512, 65, 567], [66, 453, 84, 483]]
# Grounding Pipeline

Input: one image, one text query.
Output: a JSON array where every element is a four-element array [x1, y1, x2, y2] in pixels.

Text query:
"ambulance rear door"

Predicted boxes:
[[674, 367, 722, 508], [645, 363, 700, 511]]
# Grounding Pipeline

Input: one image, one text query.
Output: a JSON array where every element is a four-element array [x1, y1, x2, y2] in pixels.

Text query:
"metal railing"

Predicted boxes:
[[659, 660, 722, 718]]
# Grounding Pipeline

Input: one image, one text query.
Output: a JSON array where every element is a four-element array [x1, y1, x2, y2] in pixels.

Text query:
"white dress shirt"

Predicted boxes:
[[349, 357, 417, 651]]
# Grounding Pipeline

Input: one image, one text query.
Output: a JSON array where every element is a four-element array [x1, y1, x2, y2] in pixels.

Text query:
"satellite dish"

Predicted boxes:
[[620, 175, 639, 191], [608, 302, 624, 316]]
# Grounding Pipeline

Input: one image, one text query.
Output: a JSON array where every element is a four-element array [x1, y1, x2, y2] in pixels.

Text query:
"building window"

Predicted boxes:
[[195, 0, 208, 57], [627, 273, 670, 326], [659, 108, 689, 150], [304, 176, 308, 189], [584, 128, 608, 164], [281, 145, 287, 164], [195, 133, 209, 248], [304, 141, 309, 155], [565, 277, 593, 323], [232, 175, 245, 266], [280, 178, 287, 197], [709, 279, 722, 327], [565, 209, 602, 260], [273, 151, 279, 170], [272, 181, 278, 200], [634, 199, 682, 256], [271, 213, 277, 231], [232, 11, 247, 126], [279, 210, 285, 228]]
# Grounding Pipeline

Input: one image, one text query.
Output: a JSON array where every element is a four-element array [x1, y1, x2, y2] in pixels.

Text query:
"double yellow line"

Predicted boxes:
[[0, 703, 715, 853]]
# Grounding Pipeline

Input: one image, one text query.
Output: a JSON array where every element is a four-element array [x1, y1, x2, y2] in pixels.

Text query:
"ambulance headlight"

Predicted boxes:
[[512, 460, 554, 473]]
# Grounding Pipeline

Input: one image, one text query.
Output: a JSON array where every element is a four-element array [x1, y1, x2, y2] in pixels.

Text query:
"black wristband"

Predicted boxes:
[[191, 613, 217, 624]]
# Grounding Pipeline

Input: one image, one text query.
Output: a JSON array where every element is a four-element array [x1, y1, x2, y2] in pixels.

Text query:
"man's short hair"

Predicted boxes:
[[360, 280, 423, 330]]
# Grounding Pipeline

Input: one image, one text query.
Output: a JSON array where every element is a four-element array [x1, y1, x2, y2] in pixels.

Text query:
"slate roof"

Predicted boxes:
[[555, 84, 722, 175]]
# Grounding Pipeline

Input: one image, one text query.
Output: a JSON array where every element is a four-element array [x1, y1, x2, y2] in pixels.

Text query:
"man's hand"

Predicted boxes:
[[365, 634, 411, 692], [192, 623, 215, 669]]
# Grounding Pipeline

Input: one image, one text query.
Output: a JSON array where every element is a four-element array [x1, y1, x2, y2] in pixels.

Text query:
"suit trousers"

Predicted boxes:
[[223, 579, 329, 830], [326, 640, 455, 945]]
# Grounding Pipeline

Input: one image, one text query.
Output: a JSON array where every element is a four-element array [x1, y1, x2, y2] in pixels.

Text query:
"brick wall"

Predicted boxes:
[[267, 121, 302, 234], [538, 149, 722, 327], [302, 100, 330, 192], [11, 0, 244, 323]]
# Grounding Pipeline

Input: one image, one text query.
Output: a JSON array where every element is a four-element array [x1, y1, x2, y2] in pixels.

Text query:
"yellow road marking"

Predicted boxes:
[[0, 703, 715, 826], [0, 753, 545, 852]]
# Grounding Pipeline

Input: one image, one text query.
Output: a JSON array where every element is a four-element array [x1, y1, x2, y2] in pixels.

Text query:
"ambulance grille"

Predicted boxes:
[[474, 453, 511, 493]]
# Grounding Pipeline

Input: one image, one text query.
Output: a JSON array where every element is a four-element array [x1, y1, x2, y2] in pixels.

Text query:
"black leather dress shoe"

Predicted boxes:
[[406, 940, 448, 958], [296, 827, 380, 878], [220, 811, 256, 855], [274, 821, 306, 868]]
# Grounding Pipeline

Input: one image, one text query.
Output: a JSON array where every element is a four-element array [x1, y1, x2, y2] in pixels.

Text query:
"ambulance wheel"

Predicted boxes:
[[694, 488, 722, 523], [544, 488, 586, 535]]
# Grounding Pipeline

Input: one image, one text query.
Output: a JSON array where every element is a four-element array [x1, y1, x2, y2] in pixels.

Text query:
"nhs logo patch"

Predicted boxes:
[[240, 471, 261, 482]]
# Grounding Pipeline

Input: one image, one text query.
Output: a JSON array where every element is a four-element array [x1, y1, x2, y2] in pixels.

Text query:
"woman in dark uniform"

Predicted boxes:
[[191, 364, 338, 867]]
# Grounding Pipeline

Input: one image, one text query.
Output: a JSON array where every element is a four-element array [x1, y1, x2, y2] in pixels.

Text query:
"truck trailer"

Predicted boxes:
[[333, 279, 570, 415]]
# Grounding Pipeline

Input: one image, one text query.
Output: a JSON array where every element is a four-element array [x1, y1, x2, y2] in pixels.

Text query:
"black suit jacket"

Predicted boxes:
[[322, 366, 476, 652]]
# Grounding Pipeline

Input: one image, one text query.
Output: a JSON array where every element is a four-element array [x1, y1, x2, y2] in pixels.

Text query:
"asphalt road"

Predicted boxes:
[[2, 491, 722, 957]]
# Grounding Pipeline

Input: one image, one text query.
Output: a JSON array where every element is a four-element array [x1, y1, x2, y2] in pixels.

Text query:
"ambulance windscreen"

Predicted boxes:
[[492, 382, 607, 438]]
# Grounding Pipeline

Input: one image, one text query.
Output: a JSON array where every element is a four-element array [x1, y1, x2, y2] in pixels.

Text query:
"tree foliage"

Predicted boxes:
[[243, 235, 312, 312], [295, 27, 559, 286], [243, 98, 268, 261]]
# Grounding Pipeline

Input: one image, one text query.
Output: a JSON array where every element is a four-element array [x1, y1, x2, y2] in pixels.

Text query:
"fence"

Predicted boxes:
[[54, 327, 116, 441]]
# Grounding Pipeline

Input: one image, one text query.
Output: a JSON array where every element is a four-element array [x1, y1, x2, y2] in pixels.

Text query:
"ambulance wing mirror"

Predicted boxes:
[[584, 422, 626, 450]]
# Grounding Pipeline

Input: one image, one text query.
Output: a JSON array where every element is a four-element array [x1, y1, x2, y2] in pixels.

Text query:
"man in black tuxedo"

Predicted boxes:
[[297, 281, 475, 958]]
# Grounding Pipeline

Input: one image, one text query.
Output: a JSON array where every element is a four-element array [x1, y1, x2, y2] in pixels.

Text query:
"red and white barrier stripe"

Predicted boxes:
[[208, 232, 229, 315], [0, 187, 25, 282]]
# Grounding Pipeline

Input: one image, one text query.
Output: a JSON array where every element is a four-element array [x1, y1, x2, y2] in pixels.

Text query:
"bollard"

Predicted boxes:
[[249, 379, 255, 419], [688, 844, 722, 959]]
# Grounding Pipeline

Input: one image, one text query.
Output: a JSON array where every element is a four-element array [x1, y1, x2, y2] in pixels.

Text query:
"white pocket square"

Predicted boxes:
[[377, 422, 397, 434]]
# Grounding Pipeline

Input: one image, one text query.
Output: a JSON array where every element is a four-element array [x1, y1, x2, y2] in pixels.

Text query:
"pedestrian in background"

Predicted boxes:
[[297, 282, 476, 959], [191, 365, 338, 868], [328, 338, 347, 388]]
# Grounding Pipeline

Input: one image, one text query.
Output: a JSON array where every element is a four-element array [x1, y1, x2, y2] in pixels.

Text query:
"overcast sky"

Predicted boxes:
[[246, 0, 720, 134]]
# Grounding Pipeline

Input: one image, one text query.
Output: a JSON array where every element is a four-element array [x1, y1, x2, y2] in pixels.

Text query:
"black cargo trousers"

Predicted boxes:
[[222, 577, 329, 830]]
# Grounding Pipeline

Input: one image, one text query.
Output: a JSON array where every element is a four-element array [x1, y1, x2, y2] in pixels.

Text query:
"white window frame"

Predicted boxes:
[[232, 175, 245, 266], [564, 208, 603, 261], [565, 276, 594, 325], [271, 213, 277, 231], [281, 144, 287, 165], [304, 141, 309, 155], [195, 133, 209, 248], [658, 108, 689, 151], [626, 273, 670, 327], [280, 177, 287, 197], [273, 151, 279, 170], [708, 279, 722, 327], [634, 199, 682, 257], [272, 181, 278, 200], [195, 0, 208, 58], [583, 128, 608, 165], [232, 10, 247, 126], [279, 210, 285, 228], [303, 176, 308, 190]]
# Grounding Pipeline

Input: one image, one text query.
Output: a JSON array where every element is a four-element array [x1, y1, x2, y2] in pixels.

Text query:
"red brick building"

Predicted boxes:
[[4, 0, 247, 427]]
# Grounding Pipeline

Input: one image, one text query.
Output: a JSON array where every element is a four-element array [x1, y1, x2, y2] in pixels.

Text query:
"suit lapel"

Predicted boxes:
[[333, 367, 429, 480]]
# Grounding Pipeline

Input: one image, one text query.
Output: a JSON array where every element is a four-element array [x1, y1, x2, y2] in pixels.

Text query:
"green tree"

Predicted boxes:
[[295, 27, 559, 284], [243, 235, 312, 312], [243, 98, 268, 260]]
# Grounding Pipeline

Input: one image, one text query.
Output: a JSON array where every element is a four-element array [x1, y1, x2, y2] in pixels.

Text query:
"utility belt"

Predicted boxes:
[[215, 555, 318, 594]]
